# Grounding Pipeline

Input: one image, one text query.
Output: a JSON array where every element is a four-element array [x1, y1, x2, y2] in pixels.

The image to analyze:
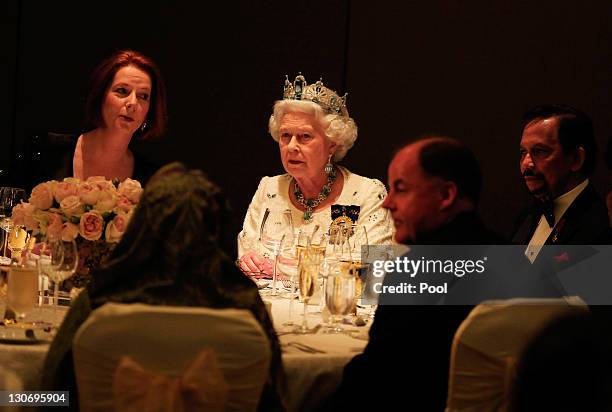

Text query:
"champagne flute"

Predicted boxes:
[[325, 271, 355, 333], [295, 248, 322, 333], [260, 208, 294, 296], [6, 266, 38, 328]]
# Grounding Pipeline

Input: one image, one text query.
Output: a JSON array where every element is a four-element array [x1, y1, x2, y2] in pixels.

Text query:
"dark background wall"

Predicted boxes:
[[3, 0, 612, 239]]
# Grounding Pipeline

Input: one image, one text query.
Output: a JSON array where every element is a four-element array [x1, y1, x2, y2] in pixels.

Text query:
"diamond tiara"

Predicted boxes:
[[282, 74, 348, 117]]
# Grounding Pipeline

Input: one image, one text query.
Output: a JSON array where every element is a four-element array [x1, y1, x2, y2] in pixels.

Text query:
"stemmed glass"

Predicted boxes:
[[38, 239, 78, 312], [325, 269, 355, 333], [341, 225, 370, 316], [7, 226, 30, 265], [296, 249, 321, 333], [260, 208, 294, 296], [278, 230, 309, 326]]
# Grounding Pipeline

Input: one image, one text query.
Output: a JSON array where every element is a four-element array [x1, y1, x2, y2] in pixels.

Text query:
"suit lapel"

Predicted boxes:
[[512, 210, 540, 244]]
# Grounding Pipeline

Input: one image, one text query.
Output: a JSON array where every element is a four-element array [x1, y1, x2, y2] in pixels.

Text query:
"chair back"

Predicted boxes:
[[73, 303, 271, 412], [445, 297, 588, 412]]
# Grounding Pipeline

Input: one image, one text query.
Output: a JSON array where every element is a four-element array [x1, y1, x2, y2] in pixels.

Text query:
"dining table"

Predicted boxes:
[[0, 281, 371, 412]]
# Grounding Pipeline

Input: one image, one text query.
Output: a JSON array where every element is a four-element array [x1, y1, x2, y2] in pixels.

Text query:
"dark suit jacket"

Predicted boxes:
[[16, 132, 160, 191], [325, 211, 506, 412], [511, 182, 612, 246]]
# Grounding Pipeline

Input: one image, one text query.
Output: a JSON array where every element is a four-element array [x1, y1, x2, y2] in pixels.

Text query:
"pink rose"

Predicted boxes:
[[53, 180, 78, 203], [45, 213, 63, 241], [93, 190, 117, 214], [78, 182, 99, 205], [61, 222, 79, 241], [60, 195, 84, 217], [85, 176, 116, 192], [118, 178, 143, 204], [114, 195, 133, 213], [79, 211, 104, 241], [94, 180, 116, 192], [29, 182, 55, 210], [11, 202, 38, 231], [105, 213, 129, 243]]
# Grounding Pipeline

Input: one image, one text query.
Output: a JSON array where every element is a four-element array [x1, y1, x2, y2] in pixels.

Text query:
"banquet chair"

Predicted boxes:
[[73, 303, 271, 412], [445, 297, 588, 412]]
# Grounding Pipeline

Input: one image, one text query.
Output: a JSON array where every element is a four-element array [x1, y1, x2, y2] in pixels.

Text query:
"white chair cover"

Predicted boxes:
[[73, 303, 271, 412], [445, 297, 588, 412]]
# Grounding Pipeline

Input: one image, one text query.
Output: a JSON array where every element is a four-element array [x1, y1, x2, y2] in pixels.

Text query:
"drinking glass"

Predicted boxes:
[[278, 230, 310, 326], [0, 188, 27, 261], [295, 250, 321, 333], [8, 226, 29, 265], [325, 271, 355, 333], [260, 208, 294, 296], [39, 239, 78, 310], [6, 266, 39, 327]]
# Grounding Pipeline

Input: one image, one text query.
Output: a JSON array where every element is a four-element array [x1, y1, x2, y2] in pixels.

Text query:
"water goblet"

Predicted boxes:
[[325, 270, 355, 333], [39, 239, 78, 312]]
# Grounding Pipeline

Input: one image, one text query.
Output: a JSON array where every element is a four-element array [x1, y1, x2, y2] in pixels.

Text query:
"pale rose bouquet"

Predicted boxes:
[[12, 176, 143, 287]]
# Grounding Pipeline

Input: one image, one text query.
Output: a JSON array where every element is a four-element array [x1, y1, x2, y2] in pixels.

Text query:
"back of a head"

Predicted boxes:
[[510, 312, 612, 412], [91, 162, 230, 301], [417, 137, 482, 205], [522, 104, 596, 176]]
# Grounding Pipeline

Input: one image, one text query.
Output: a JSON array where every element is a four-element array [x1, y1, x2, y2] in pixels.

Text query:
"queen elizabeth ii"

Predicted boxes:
[[238, 74, 393, 274]]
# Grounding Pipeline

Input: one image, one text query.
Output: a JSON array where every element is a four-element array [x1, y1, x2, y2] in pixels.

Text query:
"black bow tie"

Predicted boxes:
[[535, 200, 555, 227]]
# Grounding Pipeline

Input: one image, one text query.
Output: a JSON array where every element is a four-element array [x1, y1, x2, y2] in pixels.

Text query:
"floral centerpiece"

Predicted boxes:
[[11, 176, 143, 288]]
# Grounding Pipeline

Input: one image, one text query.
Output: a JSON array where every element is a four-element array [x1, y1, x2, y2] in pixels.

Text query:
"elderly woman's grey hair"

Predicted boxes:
[[268, 99, 358, 162]]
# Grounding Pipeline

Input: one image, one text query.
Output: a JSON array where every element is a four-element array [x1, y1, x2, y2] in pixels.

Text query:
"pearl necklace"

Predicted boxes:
[[293, 168, 337, 222]]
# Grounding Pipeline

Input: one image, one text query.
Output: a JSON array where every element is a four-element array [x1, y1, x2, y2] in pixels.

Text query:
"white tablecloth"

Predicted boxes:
[[0, 296, 370, 411], [266, 295, 370, 411]]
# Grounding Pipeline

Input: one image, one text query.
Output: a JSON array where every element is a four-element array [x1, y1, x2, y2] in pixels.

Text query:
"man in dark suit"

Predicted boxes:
[[512, 105, 611, 259], [326, 137, 505, 411]]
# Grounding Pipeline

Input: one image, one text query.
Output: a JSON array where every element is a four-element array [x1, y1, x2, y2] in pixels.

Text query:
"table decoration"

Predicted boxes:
[[11, 176, 142, 288]]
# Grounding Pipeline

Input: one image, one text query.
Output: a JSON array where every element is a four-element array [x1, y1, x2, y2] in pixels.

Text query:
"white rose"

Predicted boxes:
[[118, 178, 143, 204]]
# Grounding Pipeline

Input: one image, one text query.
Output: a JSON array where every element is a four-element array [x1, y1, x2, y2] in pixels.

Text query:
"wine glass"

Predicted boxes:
[[260, 208, 294, 296], [325, 270, 355, 333], [6, 266, 39, 327], [8, 226, 30, 265], [295, 249, 321, 333], [278, 230, 310, 326], [39, 239, 78, 311]]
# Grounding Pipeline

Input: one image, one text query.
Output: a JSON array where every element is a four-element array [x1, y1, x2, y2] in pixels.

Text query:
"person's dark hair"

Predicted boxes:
[[84, 49, 167, 140], [409, 137, 482, 205], [522, 104, 596, 176], [89, 162, 239, 306]]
